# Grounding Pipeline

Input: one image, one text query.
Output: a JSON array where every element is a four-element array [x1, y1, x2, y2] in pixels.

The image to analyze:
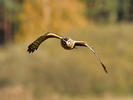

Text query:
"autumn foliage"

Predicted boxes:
[[16, 0, 87, 41]]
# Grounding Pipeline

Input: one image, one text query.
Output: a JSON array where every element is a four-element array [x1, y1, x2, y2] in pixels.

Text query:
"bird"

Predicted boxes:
[[27, 32, 108, 73]]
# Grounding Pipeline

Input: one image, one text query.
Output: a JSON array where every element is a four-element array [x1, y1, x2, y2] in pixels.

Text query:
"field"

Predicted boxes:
[[0, 24, 133, 100]]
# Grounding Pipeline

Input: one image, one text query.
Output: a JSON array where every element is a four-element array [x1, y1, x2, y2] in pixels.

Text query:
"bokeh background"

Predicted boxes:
[[0, 0, 133, 100]]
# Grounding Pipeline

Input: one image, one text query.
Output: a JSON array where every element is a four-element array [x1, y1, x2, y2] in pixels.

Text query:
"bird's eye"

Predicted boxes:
[[63, 41, 66, 45], [62, 40, 66, 45]]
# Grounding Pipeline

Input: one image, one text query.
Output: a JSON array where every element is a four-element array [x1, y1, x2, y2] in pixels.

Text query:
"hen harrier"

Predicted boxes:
[[27, 32, 108, 73]]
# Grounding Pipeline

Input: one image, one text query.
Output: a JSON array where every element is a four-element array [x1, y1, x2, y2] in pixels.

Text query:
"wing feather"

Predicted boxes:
[[75, 41, 108, 73], [27, 32, 62, 53]]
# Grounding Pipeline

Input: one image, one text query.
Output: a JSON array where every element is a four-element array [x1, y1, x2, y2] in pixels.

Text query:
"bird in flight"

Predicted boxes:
[[27, 32, 108, 73]]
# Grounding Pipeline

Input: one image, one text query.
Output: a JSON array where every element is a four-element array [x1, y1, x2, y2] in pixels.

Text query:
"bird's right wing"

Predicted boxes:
[[27, 32, 62, 53], [75, 41, 108, 73]]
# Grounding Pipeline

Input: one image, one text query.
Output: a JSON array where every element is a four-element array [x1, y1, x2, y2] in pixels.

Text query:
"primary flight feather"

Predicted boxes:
[[27, 32, 108, 73]]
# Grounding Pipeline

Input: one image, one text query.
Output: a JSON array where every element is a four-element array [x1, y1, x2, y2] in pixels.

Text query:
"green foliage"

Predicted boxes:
[[0, 0, 21, 22], [82, 0, 133, 22]]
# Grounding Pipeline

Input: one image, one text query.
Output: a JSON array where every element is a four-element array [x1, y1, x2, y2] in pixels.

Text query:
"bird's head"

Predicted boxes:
[[62, 37, 69, 41]]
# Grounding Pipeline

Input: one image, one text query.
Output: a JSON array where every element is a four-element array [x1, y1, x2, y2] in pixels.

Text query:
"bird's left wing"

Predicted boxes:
[[27, 32, 62, 53], [74, 41, 108, 73]]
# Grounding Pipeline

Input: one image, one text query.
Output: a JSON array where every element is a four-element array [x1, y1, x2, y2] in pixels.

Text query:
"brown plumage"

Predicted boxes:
[[27, 32, 108, 73]]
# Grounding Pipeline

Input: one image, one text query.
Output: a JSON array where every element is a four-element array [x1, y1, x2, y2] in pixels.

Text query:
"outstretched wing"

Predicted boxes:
[[74, 41, 108, 73], [27, 32, 62, 53]]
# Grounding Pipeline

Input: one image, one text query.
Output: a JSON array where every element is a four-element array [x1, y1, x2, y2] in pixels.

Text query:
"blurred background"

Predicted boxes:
[[0, 0, 133, 100]]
